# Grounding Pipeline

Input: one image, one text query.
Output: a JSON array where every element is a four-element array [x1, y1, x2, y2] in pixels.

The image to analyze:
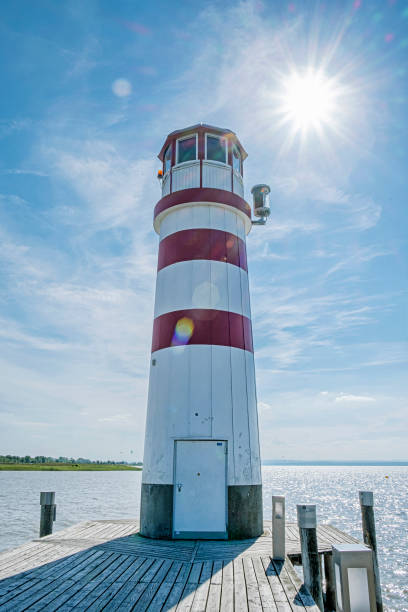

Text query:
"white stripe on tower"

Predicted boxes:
[[154, 261, 251, 318], [159, 203, 246, 241]]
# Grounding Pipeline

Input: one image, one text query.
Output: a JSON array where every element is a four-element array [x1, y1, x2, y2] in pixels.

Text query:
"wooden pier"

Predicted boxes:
[[0, 519, 359, 611]]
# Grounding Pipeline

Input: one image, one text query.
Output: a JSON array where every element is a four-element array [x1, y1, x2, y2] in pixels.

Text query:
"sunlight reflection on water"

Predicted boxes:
[[0, 466, 406, 610]]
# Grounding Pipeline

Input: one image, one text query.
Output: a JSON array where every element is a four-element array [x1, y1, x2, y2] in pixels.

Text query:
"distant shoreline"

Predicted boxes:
[[262, 460, 408, 466], [0, 463, 142, 471], [1, 461, 406, 471]]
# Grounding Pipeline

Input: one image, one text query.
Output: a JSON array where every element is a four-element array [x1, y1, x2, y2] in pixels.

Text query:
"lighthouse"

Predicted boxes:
[[140, 124, 267, 540]]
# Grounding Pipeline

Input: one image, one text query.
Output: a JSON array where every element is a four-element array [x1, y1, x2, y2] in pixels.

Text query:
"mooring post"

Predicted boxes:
[[297, 504, 324, 611], [40, 492, 56, 537], [359, 491, 383, 612], [272, 495, 285, 560], [323, 552, 336, 611]]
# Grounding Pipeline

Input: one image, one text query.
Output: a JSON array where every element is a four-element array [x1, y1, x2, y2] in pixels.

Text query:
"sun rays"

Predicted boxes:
[[279, 70, 338, 132]]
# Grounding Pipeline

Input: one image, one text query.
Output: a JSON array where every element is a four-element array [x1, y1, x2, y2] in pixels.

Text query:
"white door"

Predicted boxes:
[[173, 440, 227, 539]]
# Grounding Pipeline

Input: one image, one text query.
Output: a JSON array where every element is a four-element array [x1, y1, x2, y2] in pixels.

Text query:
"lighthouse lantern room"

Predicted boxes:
[[140, 124, 264, 540]]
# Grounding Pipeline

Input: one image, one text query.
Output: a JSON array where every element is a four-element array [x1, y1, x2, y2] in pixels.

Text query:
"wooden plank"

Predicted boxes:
[[243, 557, 262, 611], [113, 581, 150, 611], [69, 551, 120, 583], [0, 578, 43, 607], [0, 553, 75, 598], [176, 562, 203, 611], [252, 556, 277, 611], [189, 562, 203, 584], [261, 556, 291, 612], [140, 558, 165, 582], [0, 543, 43, 571], [318, 524, 357, 547], [271, 559, 305, 612], [38, 554, 127, 611], [22, 552, 112, 611], [46, 553, 126, 610], [191, 578, 210, 611], [147, 561, 182, 610], [0, 549, 102, 606], [79, 555, 138, 611], [176, 580, 198, 611], [165, 561, 183, 584], [0, 539, 93, 575], [82, 555, 157, 612], [164, 563, 192, 611], [220, 560, 234, 612], [0, 544, 70, 579], [97, 558, 155, 611], [207, 583, 221, 611], [283, 558, 320, 612], [39, 549, 102, 580], [211, 560, 223, 585], [0, 578, 54, 612], [0, 576, 32, 599], [91, 556, 147, 610], [177, 563, 193, 583], [26, 578, 78, 611], [133, 559, 173, 610], [233, 557, 248, 612], [199, 560, 213, 583]]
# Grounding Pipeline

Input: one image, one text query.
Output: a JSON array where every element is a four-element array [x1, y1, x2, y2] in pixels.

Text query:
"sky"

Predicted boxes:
[[0, 0, 407, 461]]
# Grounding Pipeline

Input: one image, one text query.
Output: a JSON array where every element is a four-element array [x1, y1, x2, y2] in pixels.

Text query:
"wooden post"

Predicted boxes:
[[359, 491, 383, 612], [297, 504, 324, 612], [40, 492, 56, 537], [272, 495, 285, 560], [323, 552, 336, 611]]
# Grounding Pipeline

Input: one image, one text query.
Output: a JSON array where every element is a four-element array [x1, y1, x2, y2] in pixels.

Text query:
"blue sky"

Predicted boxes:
[[0, 0, 407, 461]]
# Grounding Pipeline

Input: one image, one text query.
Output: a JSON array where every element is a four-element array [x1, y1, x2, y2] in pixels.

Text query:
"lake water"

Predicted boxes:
[[0, 466, 407, 610]]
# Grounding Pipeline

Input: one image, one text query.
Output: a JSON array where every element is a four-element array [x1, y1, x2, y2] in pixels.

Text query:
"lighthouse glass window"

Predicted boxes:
[[206, 134, 227, 163], [232, 145, 241, 174], [177, 135, 197, 164], [163, 145, 172, 174]]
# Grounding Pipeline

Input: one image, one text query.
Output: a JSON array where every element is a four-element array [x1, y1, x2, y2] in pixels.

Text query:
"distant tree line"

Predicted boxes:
[[0, 455, 142, 466]]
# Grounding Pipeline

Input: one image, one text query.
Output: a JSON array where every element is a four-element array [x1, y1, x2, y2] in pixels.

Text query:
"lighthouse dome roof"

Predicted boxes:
[[158, 123, 247, 161]]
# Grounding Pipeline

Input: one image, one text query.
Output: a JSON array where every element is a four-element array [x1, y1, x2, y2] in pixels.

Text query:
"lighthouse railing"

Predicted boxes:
[[171, 161, 200, 192], [233, 171, 244, 197], [202, 160, 231, 191], [162, 171, 171, 196], [161, 159, 244, 198]]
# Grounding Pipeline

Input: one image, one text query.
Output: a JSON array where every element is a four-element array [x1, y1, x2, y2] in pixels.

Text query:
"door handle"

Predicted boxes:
[[176, 483, 183, 492]]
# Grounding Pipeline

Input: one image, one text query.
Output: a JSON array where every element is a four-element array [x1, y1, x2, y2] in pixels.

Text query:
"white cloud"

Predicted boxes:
[[0, 119, 32, 138], [48, 140, 155, 228], [269, 172, 382, 232], [257, 390, 408, 459], [335, 393, 376, 403], [98, 413, 132, 423], [258, 401, 272, 411], [0, 169, 48, 176]]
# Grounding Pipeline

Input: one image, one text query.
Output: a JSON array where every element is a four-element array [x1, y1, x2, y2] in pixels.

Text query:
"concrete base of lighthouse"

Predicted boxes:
[[140, 483, 263, 540], [227, 484, 263, 539], [140, 484, 174, 539]]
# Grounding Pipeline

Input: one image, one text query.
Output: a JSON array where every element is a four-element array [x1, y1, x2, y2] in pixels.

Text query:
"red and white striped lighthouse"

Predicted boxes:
[[140, 124, 264, 540]]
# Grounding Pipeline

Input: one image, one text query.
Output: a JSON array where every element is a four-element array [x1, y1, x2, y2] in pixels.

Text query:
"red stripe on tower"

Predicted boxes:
[[154, 188, 252, 223], [157, 228, 248, 272], [151, 308, 254, 353]]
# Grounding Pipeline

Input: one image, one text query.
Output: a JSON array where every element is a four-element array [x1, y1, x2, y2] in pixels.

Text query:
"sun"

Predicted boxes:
[[279, 69, 338, 133]]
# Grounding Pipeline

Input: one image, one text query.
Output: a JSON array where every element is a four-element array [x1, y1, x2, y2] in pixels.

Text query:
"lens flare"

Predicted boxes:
[[171, 317, 194, 346], [112, 78, 132, 97]]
